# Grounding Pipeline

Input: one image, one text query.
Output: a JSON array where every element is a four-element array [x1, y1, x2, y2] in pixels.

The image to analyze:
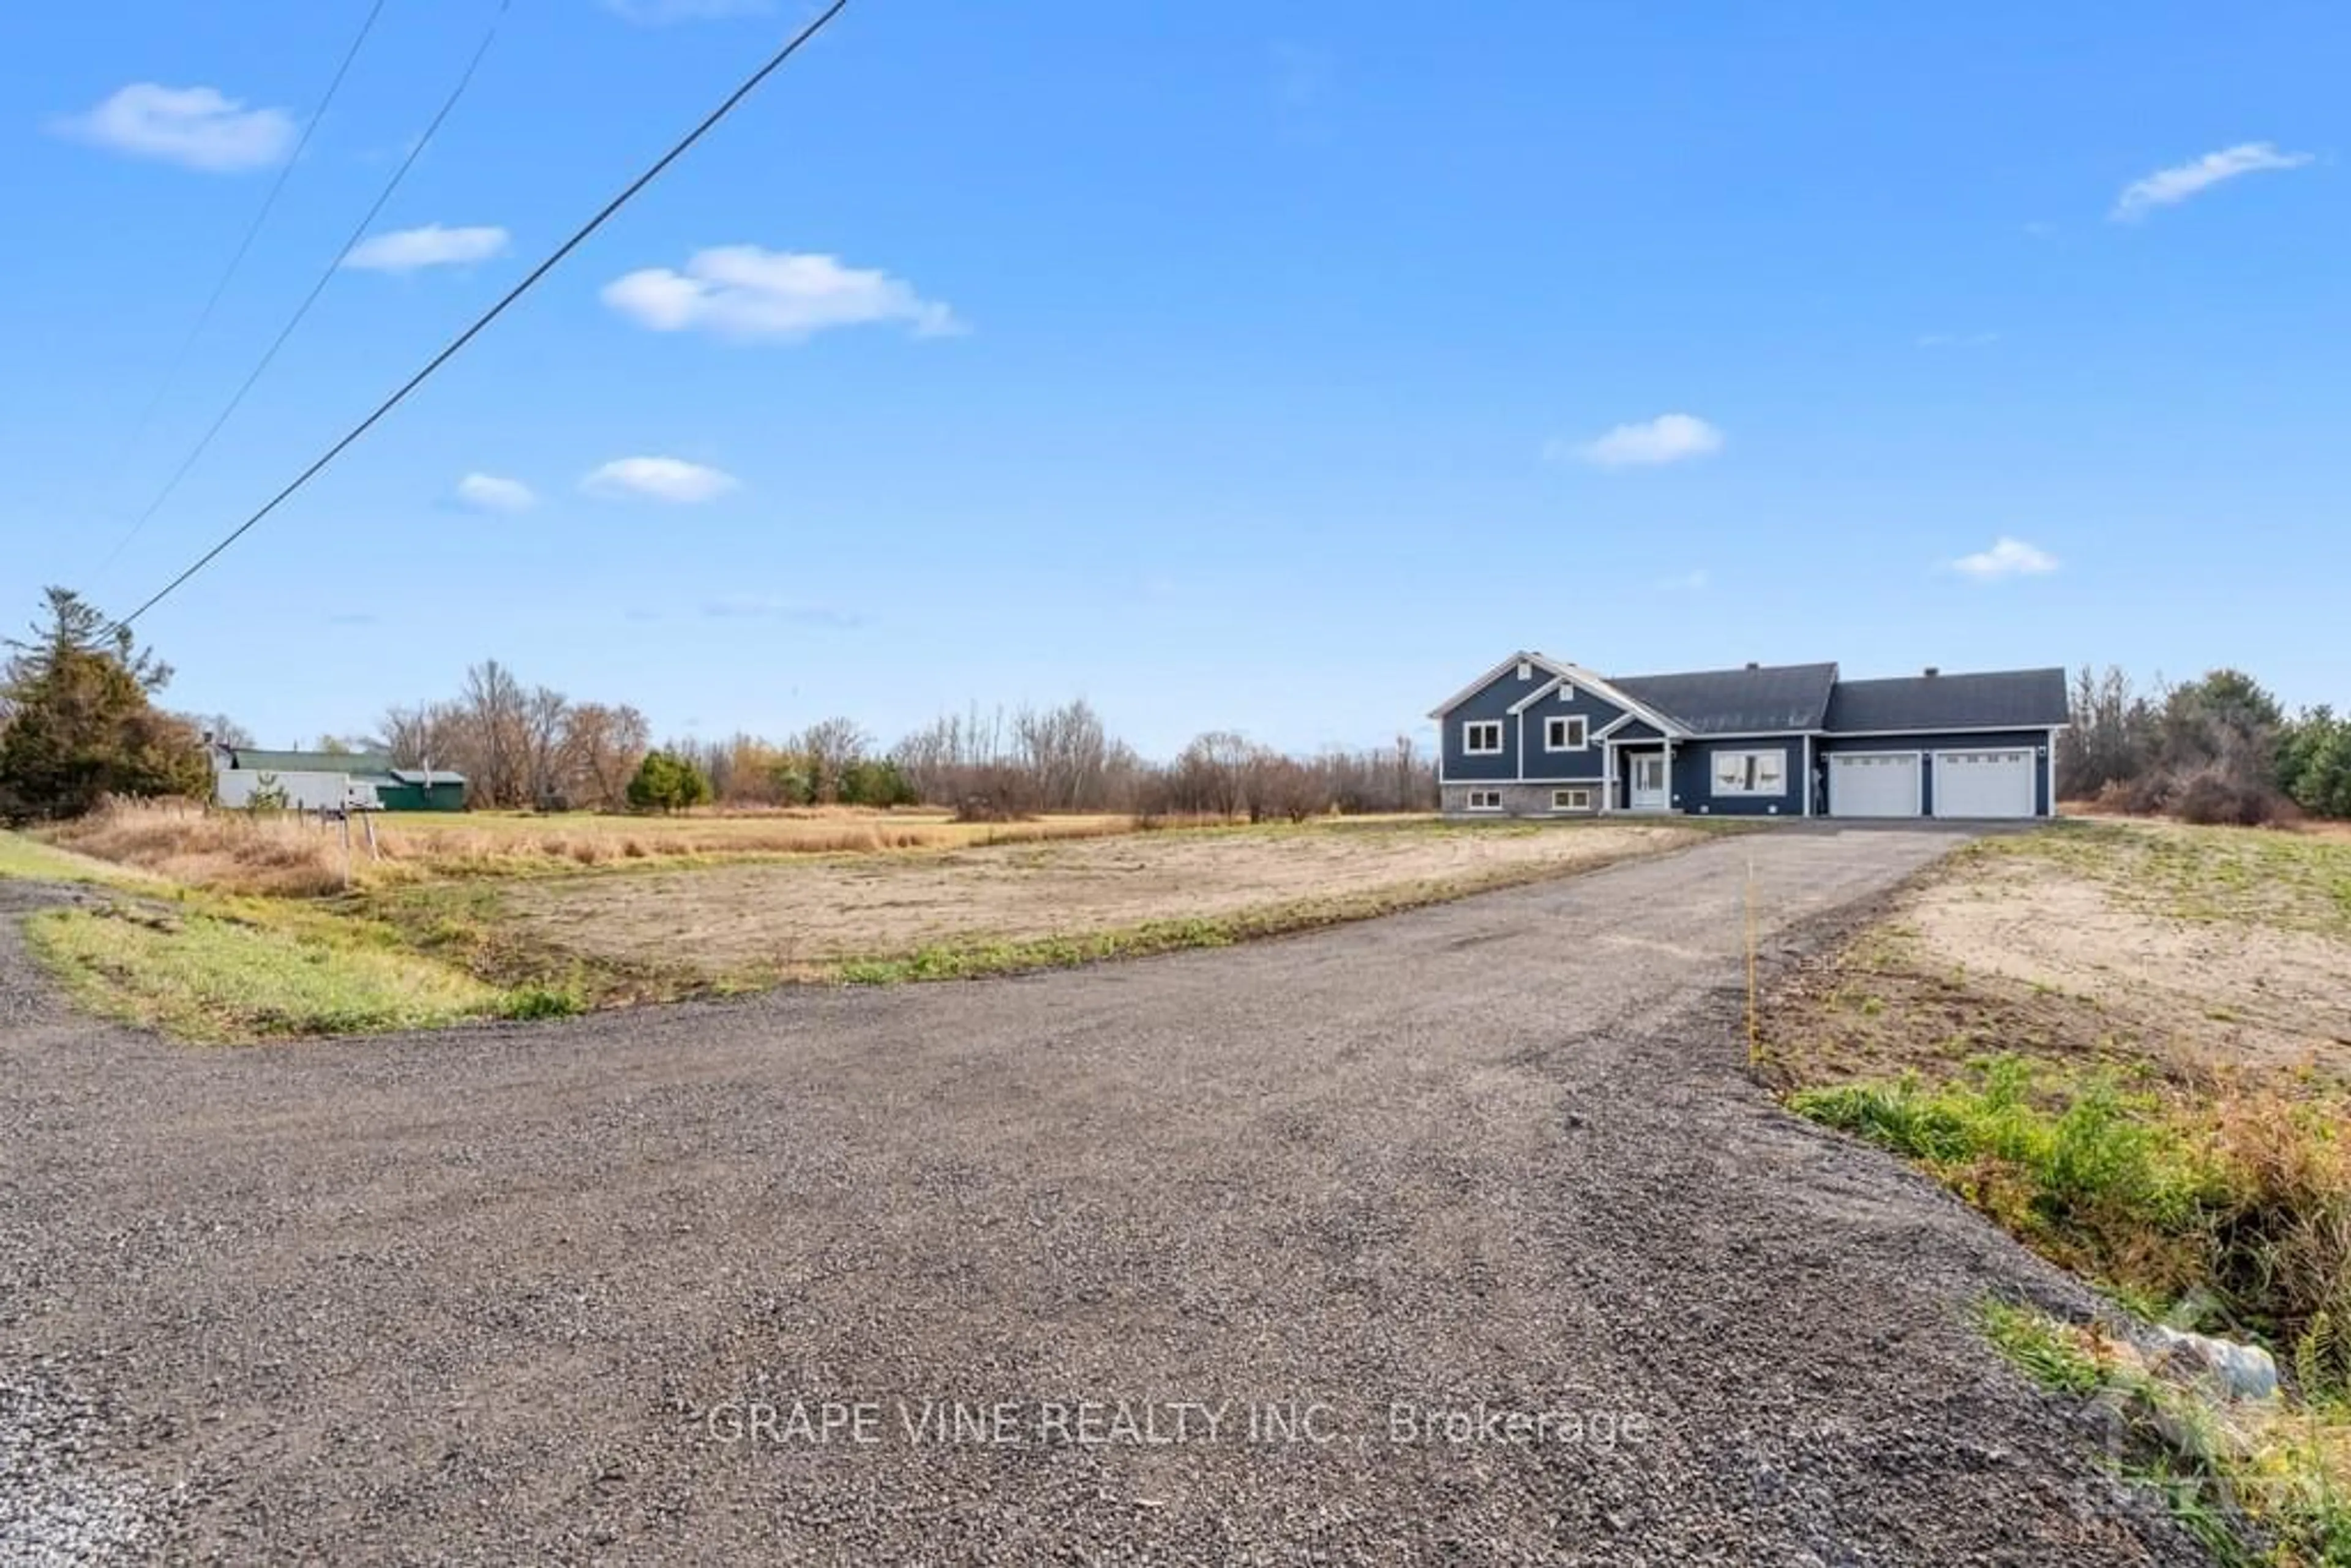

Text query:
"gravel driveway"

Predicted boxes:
[[0, 828, 2203, 1564]]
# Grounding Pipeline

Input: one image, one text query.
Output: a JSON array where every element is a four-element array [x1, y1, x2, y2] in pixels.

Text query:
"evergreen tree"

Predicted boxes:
[[624, 749, 712, 813], [0, 588, 209, 822]]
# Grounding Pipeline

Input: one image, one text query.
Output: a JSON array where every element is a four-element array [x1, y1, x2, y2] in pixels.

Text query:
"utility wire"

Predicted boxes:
[[111, 0, 855, 634], [93, 0, 512, 581], [114, 0, 392, 465]]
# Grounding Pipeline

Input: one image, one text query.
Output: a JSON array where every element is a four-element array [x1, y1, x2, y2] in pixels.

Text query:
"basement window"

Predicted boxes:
[[1551, 788, 1592, 812], [1466, 789, 1504, 811], [1463, 720, 1503, 755], [1713, 749, 1788, 796]]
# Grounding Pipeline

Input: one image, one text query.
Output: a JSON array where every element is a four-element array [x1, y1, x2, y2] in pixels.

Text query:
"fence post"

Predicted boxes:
[[1745, 855, 1760, 1067]]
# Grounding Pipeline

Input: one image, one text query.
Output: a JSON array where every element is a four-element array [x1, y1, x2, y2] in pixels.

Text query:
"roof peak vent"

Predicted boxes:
[[1923, 666, 1940, 678]]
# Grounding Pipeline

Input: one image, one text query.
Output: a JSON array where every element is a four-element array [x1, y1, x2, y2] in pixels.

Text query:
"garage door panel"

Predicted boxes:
[[1829, 753, 1921, 818], [1932, 749, 2036, 819]]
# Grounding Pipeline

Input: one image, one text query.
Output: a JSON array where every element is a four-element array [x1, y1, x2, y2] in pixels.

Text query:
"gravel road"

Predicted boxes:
[[0, 828, 2203, 1564]]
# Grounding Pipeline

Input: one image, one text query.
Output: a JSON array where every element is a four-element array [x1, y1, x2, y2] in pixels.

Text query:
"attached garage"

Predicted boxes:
[[1828, 752, 1921, 819], [1932, 748, 2037, 819]]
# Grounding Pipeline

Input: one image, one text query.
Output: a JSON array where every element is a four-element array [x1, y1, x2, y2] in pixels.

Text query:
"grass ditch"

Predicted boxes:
[[1769, 820, 2351, 1561], [6, 828, 580, 1041], [1788, 1052, 2351, 1559], [1979, 1298, 2350, 1565]]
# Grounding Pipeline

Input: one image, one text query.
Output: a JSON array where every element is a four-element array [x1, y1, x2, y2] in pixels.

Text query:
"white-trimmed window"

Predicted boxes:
[[1466, 789, 1504, 811], [1713, 748, 1788, 796], [1551, 787, 1592, 812], [1462, 720, 1503, 755], [1543, 715, 1588, 751]]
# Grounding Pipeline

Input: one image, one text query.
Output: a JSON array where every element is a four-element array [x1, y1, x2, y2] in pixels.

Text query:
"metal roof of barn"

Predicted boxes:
[[222, 749, 396, 775]]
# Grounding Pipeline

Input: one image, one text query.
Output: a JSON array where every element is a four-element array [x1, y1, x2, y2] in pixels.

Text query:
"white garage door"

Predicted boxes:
[[1828, 752, 1921, 818], [1933, 749, 2038, 819]]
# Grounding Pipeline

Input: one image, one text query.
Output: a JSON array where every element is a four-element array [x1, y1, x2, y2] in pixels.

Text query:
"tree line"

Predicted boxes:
[[373, 666, 1436, 820], [2057, 666, 2351, 824], [0, 588, 1435, 822]]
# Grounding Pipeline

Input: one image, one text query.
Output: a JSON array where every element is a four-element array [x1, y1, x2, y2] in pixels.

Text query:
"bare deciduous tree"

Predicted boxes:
[[792, 716, 871, 805], [566, 703, 650, 811]]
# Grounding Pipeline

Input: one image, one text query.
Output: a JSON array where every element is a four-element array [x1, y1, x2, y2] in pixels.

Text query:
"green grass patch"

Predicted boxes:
[[26, 901, 511, 1041], [1979, 1297, 2109, 1395], [1793, 1056, 2351, 1399], [1791, 1057, 2351, 1387]]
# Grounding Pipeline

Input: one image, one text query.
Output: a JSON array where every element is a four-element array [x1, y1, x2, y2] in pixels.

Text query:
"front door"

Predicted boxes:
[[1630, 753, 1668, 811]]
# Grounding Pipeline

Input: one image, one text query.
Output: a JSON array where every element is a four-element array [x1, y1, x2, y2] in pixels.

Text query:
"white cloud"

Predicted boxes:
[[345, 224, 509, 273], [602, 0, 770, 20], [1551, 413, 1724, 470], [581, 456, 740, 505], [699, 596, 863, 627], [1950, 536, 2060, 581], [2112, 143, 2314, 220], [51, 83, 294, 172], [454, 473, 537, 513], [602, 247, 962, 342]]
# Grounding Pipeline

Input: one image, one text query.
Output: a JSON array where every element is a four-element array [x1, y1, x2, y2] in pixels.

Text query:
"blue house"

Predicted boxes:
[[1430, 652, 2068, 820]]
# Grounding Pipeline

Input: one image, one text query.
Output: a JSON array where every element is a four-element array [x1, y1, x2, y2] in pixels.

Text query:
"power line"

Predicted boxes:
[[114, 0, 392, 465], [93, 0, 512, 582], [111, 0, 855, 634]]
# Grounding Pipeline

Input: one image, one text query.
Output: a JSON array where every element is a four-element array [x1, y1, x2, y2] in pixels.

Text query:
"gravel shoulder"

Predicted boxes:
[[0, 827, 2205, 1563]]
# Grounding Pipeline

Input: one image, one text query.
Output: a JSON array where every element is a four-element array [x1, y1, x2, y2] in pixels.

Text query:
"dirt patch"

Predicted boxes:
[[497, 820, 1701, 977], [1762, 825, 2351, 1087]]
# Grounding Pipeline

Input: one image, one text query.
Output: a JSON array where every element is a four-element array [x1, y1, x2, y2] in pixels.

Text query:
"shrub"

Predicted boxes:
[[2170, 768, 2289, 828]]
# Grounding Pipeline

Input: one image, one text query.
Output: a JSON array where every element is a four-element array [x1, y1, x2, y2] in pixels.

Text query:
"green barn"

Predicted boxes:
[[208, 745, 468, 812], [370, 768, 468, 812]]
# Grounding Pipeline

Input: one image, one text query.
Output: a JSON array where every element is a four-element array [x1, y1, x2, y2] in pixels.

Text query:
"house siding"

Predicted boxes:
[[1514, 683, 1622, 782], [1438, 667, 1543, 782], [1817, 729, 2058, 816], [1671, 738, 1805, 817], [1439, 668, 1633, 790]]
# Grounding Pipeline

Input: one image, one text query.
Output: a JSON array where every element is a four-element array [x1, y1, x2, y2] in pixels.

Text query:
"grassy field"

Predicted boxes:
[[5, 811, 1717, 1041], [1764, 819, 2351, 1562], [40, 800, 1150, 895]]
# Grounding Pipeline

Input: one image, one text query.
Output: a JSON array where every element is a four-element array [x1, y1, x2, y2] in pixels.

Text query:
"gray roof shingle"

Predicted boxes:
[[1611, 662, 1840, 735], [1824, 667, 2068, 733]]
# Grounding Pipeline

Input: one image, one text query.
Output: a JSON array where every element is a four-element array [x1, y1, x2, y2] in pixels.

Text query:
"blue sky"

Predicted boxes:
[[2, 1, 2342, 756]]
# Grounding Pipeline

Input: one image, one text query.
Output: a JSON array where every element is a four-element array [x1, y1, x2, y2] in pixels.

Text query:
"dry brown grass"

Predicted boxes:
[[47, 803, 356, 896], [43, 800, 1155, 895]]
